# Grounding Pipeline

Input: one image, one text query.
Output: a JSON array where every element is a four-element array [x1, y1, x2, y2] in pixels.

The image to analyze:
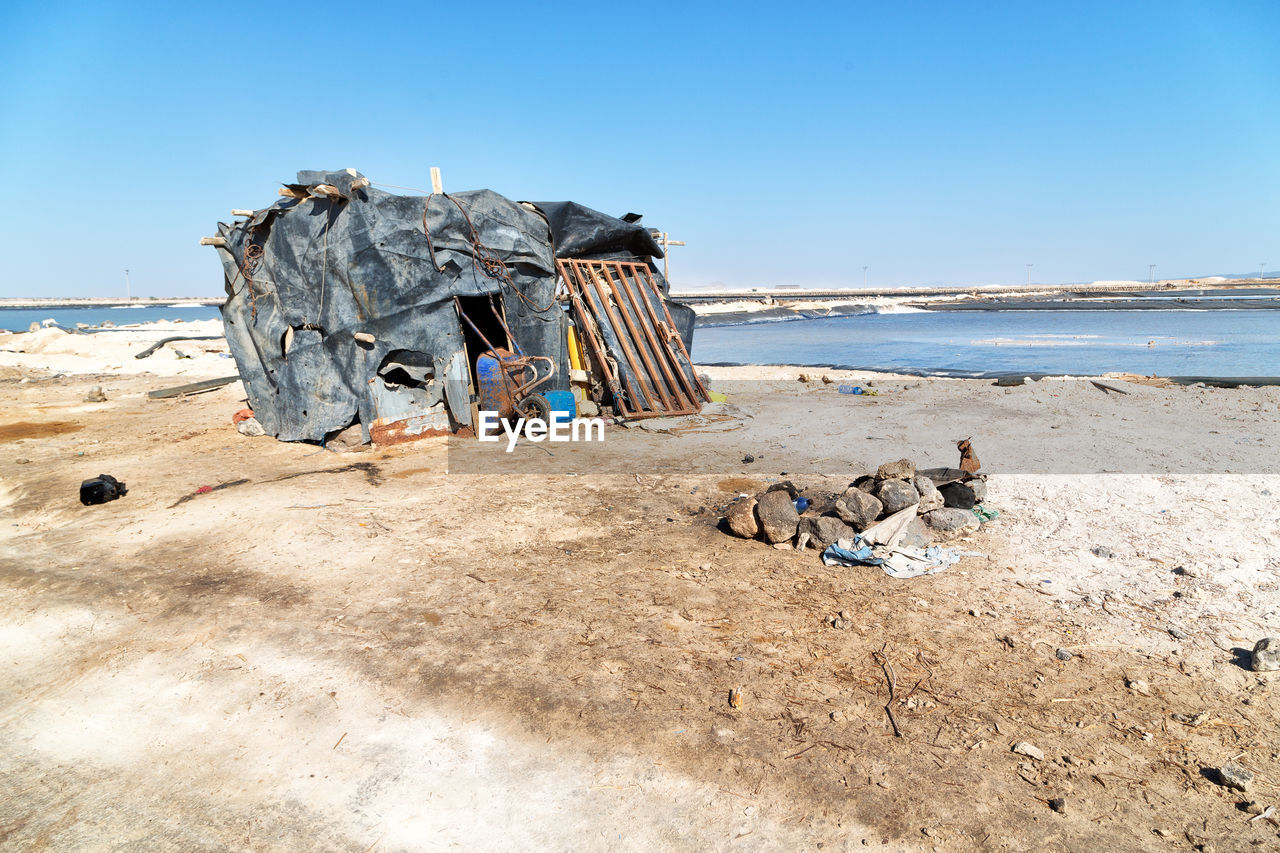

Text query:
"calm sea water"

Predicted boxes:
[[7, 304, 1279, 377], [0, 304, 222, 332], [691, 309, 1280, 377]]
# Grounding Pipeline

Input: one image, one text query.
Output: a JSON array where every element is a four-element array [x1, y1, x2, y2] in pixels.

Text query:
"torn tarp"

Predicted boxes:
[[821, 505, 961, 578], [209, 169, 697, 443]]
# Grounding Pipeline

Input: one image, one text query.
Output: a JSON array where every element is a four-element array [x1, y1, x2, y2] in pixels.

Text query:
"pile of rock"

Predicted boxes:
[[723, 458, 989, 551]]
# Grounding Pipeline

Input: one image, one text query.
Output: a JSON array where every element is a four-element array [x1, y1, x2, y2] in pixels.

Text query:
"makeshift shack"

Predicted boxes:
[[205, 169, 705, 445]]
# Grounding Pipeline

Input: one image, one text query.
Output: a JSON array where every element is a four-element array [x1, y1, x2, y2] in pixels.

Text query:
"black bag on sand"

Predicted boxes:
[[80, 474, 127, 505]]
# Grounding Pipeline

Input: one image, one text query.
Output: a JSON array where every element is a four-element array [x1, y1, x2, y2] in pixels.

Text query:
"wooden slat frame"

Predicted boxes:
[[558, 258, 707, 419]]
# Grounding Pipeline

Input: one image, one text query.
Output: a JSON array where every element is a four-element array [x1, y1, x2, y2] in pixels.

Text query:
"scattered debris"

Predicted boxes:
[[1217, 762, 1253, 792], [872, 647, 903, 737], [1171, 712, 1210, 727], [957, 438, 981, 473], [148, 375, 240, 399], [83, 386, 107, 403], [1252, 637, 1280, 672], [1126, 678, 1152, 696], [1249, 805, 1278, 825], [742, 454, 755, 464], [1055, 648, 1073, 661], [1048, 797, 1067, 814], [79, 474, 127, 506], [134, 335, 224, 359], [1091, 545, 1114, 559], [721, 450, 995, 577], [236, 417, 266, 437], [1090, 380, 1130, 395], [1168, 627, 1189, 640], [1012, 741, 1044, 761], [728, 687, 743, 709], [170, 478, 251, 508]]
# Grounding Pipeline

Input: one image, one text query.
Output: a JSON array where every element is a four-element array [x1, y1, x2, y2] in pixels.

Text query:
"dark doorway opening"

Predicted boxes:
[[455, 294, 511, 380]]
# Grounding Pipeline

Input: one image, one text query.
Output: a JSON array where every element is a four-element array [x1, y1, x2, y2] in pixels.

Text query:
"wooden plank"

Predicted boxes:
[[581, 262, 658, 412], [610, 263, 690, 409], [561, 261, 644, 417], [616, 262, 698, 409], [636, 264, 709, 401], [430, 167, 443, 194], [147, 375, 240, 399], [199, 236, 227, 247], [572, 261, 652, 413], [597, 263, 676, 412], [559, 264, 619, 395], [627, 260, 703, 405]]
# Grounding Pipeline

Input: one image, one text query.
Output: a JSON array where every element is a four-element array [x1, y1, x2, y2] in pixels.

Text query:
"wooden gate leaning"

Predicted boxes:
[[558, 259, 708, 419]]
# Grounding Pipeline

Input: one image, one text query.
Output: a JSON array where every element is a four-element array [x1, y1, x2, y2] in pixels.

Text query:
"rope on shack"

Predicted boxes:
[[421, 193, 558, 314], [242, 243, 264, 320]]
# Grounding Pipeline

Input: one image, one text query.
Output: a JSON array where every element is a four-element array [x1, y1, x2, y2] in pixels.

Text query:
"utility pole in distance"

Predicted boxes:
[[125, 269, 131, 300], [1026, 264, 1033, 286], [1148, 264, 1157, 285], [1261, 262, 1267, 281], [863, 265, 868, 288], [656, 232, 685, 282]]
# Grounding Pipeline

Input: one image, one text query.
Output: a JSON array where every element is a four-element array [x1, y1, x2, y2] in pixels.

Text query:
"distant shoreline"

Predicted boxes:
[[681, 280, 1280, 326], [0, 296, 223, 309]]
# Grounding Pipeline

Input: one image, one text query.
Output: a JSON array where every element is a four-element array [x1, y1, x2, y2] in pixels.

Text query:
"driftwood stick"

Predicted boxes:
[[873, 645, 903, 737], [147, 375, 240, 399]]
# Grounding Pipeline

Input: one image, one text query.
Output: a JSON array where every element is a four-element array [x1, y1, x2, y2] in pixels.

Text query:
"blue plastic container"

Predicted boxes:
[[543, 389, 576, 424]]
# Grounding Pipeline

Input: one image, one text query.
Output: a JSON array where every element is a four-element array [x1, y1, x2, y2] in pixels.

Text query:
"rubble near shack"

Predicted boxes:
[[721, 450, 995, 576]]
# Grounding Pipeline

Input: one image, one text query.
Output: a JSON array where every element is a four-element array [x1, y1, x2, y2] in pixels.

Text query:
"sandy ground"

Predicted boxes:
[[2, 324, 1280, 851]]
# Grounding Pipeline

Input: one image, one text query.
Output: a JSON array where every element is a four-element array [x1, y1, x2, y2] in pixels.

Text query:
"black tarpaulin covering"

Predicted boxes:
[[530, 201, 697, 349], [211, 170, 697, 443], [214, 171, 566, 442]]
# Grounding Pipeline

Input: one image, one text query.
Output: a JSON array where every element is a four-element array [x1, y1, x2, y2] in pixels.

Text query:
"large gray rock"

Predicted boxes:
[[725, 497, 759, 539], [875, 479, 919, 515], [835, 487, 882, 530], [923, 508, 980, 535], [913, 474, 944, 512], [236, 417, 267, 437], [756, 490, 800, 544], [1253, 637, 1280, 672], [766, 480, 799, 499], [900, 514, 931, 549], [969, 478, 988, 503], [876, 458, 916, 481], [799, 516, 855, 550], [1218, 761, 1253, 791]]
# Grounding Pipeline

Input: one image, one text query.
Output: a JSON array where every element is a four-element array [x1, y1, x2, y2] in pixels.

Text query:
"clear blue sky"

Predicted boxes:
[[0, 0, 1275, 296]]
